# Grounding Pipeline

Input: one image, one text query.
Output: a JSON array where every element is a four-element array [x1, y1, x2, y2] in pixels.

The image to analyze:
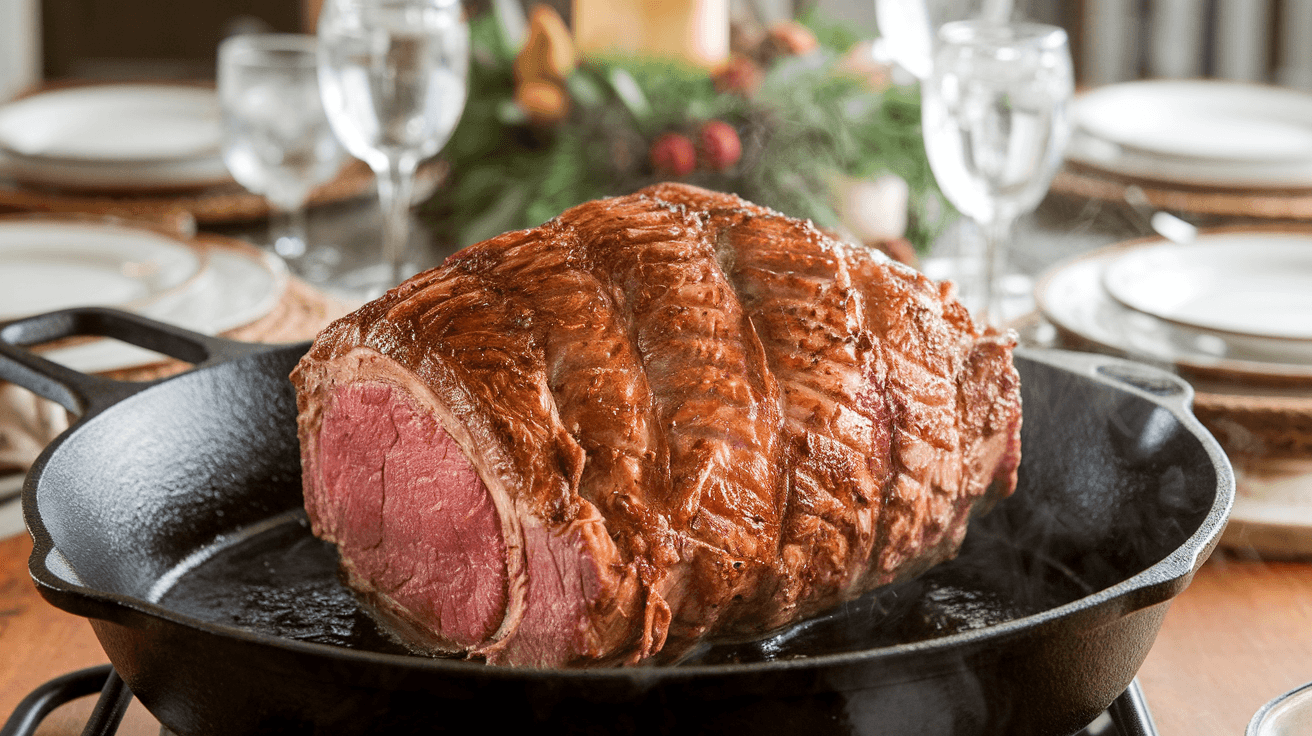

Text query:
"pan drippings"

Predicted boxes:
[[156, 509, 1091, 663], [679, 518, 1094, 664], [158, 512, 418, 656]]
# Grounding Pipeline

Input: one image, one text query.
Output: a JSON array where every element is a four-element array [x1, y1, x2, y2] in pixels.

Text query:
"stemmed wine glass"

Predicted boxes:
[[920, 20, 1073, 326], [873, 0, 1004, 82], [316, 0, 470, 296], [218, 34, 344, 265]]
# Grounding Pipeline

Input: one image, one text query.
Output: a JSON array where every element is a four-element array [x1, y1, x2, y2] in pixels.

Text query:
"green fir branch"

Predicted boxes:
[[421, 10, 950, 253]]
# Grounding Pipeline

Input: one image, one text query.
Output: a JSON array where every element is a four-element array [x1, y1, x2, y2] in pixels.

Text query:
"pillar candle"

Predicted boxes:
[[573, 0, 729, 68]]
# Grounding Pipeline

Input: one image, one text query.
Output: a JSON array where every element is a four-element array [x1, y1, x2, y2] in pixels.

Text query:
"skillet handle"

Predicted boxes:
[[0, 307, 275, 418], [1016, 347, 1236, 612]]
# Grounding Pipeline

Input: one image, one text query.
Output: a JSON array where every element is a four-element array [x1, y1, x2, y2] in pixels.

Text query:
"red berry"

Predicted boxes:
[[699, 120, 742, 171], [650, 132, 697, 177], [713, 55, 763, 97]]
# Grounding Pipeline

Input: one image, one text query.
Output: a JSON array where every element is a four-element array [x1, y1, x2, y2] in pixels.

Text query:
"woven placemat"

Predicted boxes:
[[0, 160, 377, 227], [0, 158, 449, 228], [1191, 390, 1312, 461], [1013, 312, 1312, 462], [1051, 164, 1312, 219]]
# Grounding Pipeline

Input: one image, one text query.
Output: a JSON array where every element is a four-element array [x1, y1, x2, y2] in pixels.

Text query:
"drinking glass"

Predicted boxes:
[[873, 0, 1002, 81], [317, 0, 469, 296], [920, 20, 1073, 326], [218, 34, 344, 264]]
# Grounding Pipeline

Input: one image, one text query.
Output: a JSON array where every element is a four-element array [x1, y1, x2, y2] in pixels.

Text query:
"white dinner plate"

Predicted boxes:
[[0, 85, 232, 191], [1067, 80, 1312, 189], [1077, 80, 1312, 162], [1035, 237, 1312, 383], [0, 220, 205, 321], [1102, 235, 1312, 341], [0, 84, 221, 161], [43, 241, 289, 374]]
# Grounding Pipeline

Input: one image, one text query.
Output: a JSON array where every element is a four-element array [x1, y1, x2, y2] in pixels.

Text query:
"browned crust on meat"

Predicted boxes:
[[292, 183, 1022, 666]]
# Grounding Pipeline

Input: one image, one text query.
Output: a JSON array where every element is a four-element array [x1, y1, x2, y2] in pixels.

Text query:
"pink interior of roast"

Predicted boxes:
[[317, 381, 508, 649]]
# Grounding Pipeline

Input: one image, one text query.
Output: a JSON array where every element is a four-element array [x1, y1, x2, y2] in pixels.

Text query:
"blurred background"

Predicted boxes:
[[4, 3, 1312, 736], [5, 0, 1312, 98]]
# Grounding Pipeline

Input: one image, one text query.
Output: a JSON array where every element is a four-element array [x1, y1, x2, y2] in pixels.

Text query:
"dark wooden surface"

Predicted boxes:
[[39, 0, 302, 80]]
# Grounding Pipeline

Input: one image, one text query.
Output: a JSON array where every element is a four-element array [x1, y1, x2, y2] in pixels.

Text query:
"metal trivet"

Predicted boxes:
[[0, 665, 1159, 736]]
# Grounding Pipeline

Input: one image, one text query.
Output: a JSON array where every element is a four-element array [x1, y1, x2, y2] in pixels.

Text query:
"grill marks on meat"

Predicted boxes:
[[292, 183, 1022, 667], [849, 257, 1013, 583], [370, 229, 657, 664], [565, 199, 786, 645], [708, 205, 891, 629], [457, 224, 664, 662]]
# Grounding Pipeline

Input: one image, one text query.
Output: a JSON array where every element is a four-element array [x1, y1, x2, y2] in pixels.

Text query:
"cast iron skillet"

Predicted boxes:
[[0, 308, 1233, 736]]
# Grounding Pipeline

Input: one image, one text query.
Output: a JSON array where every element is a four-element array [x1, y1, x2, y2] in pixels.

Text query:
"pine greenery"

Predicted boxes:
[[423, 10, 949, 252]]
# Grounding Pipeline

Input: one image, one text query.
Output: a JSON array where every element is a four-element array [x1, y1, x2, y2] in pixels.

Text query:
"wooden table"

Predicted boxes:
[[0, 531, 162, 735], [1137, 551, 1312, 733], [2, 528, 1310, 735]]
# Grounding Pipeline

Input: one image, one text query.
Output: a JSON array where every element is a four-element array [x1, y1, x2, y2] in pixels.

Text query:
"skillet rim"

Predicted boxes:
[[20, 345, 1235, 682]]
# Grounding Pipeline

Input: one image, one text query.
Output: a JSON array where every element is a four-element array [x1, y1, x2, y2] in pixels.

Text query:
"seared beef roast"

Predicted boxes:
[[291, 183, 1022, 667]]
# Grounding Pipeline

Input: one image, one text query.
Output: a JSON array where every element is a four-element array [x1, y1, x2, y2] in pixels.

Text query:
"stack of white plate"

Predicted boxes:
[[0, 84, 232, 191], [0, 218, 288, 372], [1035, 230, 1312, 385], [1066, 80, 1312, 191]]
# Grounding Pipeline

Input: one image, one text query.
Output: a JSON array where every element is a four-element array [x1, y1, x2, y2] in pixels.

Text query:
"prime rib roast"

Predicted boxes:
[[291, 182, 1023, 668]]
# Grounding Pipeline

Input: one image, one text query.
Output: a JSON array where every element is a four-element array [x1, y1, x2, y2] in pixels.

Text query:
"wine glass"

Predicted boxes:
[[316, 0, 469, 296], [218, 33, 344, 265], [873, 0, 1001, 82], [920, 20, 1073, 326], [874, 0, 937, 81]]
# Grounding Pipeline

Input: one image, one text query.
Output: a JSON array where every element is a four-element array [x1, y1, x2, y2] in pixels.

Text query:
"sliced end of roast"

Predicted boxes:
[[294, 347, 650, 666], [312, 377, 511, 651]]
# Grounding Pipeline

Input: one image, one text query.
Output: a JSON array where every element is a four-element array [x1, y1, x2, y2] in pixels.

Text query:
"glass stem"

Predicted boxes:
[[376, 157, 419, 289], [978, 215, 1013, 329], [270, 202, 309, 260]]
